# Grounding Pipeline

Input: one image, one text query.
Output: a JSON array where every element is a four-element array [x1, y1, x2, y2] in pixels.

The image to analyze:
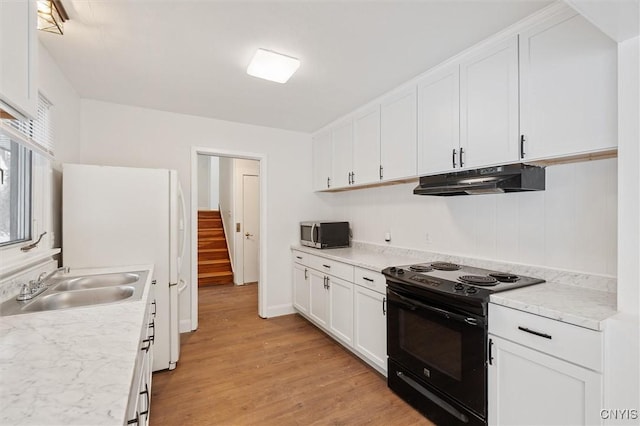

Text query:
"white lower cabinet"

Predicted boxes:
[[292, 250, 387, 375], [292, 263, 310, 315], [309, 268, 329, 328], [488, 303, 603, 426], [329, 276, 354, 346], [354, 284, 387, 374], [126, 294, 156, 425]]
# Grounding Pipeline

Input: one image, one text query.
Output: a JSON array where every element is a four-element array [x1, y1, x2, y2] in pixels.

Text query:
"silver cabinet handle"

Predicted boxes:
[[518, 326, 551, 339], [362, 277, 374, 282], [304, 268, 308, 280], [452, 148, 457, 168], [459, 147, 464, 168]]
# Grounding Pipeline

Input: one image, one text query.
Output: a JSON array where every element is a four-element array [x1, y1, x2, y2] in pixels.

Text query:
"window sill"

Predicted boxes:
[[0, 248, 61, 280]]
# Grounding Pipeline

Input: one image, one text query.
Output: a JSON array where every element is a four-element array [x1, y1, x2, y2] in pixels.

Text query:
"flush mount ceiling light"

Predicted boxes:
[[246, 48, 300, 84], [37, 0, 69, 35]]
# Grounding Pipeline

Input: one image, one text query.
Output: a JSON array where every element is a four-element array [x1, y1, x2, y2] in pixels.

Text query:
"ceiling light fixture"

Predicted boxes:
[[246, 48, 300, 84], [37, 0, 69, 35]]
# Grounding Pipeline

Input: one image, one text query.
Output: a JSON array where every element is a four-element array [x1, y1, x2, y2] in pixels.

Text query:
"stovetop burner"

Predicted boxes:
[[409, 264, 433, 272], [488, 273, 520, 283], [430, 262, 461, 271], [458, 275, 498, 286]]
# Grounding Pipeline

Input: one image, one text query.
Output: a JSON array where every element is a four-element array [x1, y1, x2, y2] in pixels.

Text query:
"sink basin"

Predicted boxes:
[[50, 272, 140, 291], [0, 269, 148, 317], [21, 286, 135, 313]]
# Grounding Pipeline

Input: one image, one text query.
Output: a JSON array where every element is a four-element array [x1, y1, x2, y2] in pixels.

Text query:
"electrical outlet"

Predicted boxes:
[[425, 233, 431, 243]]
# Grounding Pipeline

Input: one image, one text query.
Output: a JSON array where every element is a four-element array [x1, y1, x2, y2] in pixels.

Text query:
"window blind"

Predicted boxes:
[[1, 94, 54, 159]]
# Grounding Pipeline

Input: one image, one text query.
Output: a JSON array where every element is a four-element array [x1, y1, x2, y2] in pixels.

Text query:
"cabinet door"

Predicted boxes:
[[488, 335, 603, 426], [381, 87, 417, 181], [353, 105, 381, 185], [417, 64, 460, 175], [312, 131, 332, 191], [309, 270, 329, 328], [460, 36, 519, 168], [519, 11, 617, 160], [0, 0, 37, 119], [293, 263, 310, 314], [328, 276, 354, 346], [354, 285, 387, 374], [331, 120, 354, 188]]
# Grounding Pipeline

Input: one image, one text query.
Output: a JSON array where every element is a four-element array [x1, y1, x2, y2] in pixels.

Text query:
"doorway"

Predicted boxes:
[[191, 148, 265, 329]]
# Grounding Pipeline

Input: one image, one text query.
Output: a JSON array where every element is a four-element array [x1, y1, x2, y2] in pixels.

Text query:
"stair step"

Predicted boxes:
[[198, 259, 232, 274], [198, 229, 224, 238], [198, 210, 221, 219], [198, 219, 222, 228], [198, 271, 234, 286], [198, 239, 227, 250], [198, 250, 229, 261]]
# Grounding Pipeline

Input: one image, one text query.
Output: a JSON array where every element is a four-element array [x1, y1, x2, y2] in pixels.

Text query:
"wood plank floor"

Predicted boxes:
[[151, 284, 433, 425]]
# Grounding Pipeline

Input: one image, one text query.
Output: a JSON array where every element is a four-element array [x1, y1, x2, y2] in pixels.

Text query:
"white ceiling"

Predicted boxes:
[[40, 0, 552, 133]]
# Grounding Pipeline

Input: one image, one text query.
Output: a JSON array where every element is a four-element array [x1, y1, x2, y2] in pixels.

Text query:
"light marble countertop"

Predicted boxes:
[[489, 283, 616, 331], [0, 264, 154, 426], [291, 243, 617, 331]]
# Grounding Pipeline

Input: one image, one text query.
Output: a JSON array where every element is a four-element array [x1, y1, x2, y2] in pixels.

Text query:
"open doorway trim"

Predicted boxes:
[[190, 147, 268, 330]]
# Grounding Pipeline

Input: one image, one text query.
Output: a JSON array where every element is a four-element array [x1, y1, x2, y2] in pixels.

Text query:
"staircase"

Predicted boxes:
[[198, 210, 233, 286]]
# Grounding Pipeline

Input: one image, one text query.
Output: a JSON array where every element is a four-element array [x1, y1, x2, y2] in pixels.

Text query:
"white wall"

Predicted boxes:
[[196, 155, 210, 210], [321, 159, 617, 276], [232, 159, 260, 285], [209, 156, 219, 209], [218, 157, 234, 269], [78, 99, 326, 321], [38, 43, 81, 250]]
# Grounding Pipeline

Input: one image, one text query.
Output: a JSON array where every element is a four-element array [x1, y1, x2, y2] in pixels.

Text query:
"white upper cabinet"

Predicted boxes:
[[460, 36, 520, 168], [353, 105, 381, 185], [519, 10, 618, 160], [417, 64, 460, 175], [0, 0, 38, 119], [312, 131, 332, 191], [331, 119, 354, 188], [381, 87, 417, 181]]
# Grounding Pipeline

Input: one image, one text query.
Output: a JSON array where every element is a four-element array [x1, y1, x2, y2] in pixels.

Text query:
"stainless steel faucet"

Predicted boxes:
[[16, 266, 70, 302], [36, 266, 70, 286]]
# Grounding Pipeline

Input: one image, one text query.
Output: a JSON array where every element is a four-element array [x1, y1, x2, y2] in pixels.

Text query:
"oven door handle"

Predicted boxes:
[[388, 288, 482, 326]]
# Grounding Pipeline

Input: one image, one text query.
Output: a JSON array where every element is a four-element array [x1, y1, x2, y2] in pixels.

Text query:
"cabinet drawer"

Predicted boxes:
[[308, 256, 354, 282], [489, 303, 602, 372], [292, 250, 307, 265], [354, 267, 386, 294]]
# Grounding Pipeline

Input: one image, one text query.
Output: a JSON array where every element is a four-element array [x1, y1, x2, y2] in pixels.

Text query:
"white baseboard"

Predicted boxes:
[[264, 303, 295, 318], [179, 319, 193, 333]]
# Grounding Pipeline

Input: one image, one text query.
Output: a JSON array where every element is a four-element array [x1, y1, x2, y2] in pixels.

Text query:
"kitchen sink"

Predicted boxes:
[[50, 272, 140, 291], [0, 270, 148, 316], [21, 286, 136, 313]]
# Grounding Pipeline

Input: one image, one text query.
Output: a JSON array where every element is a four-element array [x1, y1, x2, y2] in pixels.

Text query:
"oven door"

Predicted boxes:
[[387, 285, 486, 417]]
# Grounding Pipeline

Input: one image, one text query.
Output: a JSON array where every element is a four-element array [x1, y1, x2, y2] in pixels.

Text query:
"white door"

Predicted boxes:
[[328, 276, 354, 346], [293, 263, 310, 314], [488, 335, 603, 426], [354, 285, 387, 374], [417, 64, 460, 174], [519, 10, 617, 160], [352, 105, 381, 185], [309, 270, 329, 329], [460, 36, 519, 168], [312, 131, 332, 190], [242, 174, 259, 284], [381, 86, 417, 181], [331, 119, 354, 189]]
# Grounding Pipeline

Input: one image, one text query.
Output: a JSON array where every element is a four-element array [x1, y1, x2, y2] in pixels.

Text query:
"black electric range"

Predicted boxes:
[[382, 261, 545, 426]]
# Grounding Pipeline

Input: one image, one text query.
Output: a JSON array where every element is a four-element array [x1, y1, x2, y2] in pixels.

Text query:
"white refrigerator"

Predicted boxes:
[[62, 163, 186, 371]]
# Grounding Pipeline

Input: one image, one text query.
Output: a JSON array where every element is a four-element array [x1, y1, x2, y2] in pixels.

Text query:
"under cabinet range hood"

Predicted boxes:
[[414, 164, 545, 196]]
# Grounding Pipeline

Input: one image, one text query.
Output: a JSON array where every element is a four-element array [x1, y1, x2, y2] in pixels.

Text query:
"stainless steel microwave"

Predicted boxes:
[[300, 221, 350, 249]]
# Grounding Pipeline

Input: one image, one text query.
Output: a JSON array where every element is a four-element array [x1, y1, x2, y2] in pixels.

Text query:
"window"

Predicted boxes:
[[0, 94, 52, 250], [0, 137, 32, 245]]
